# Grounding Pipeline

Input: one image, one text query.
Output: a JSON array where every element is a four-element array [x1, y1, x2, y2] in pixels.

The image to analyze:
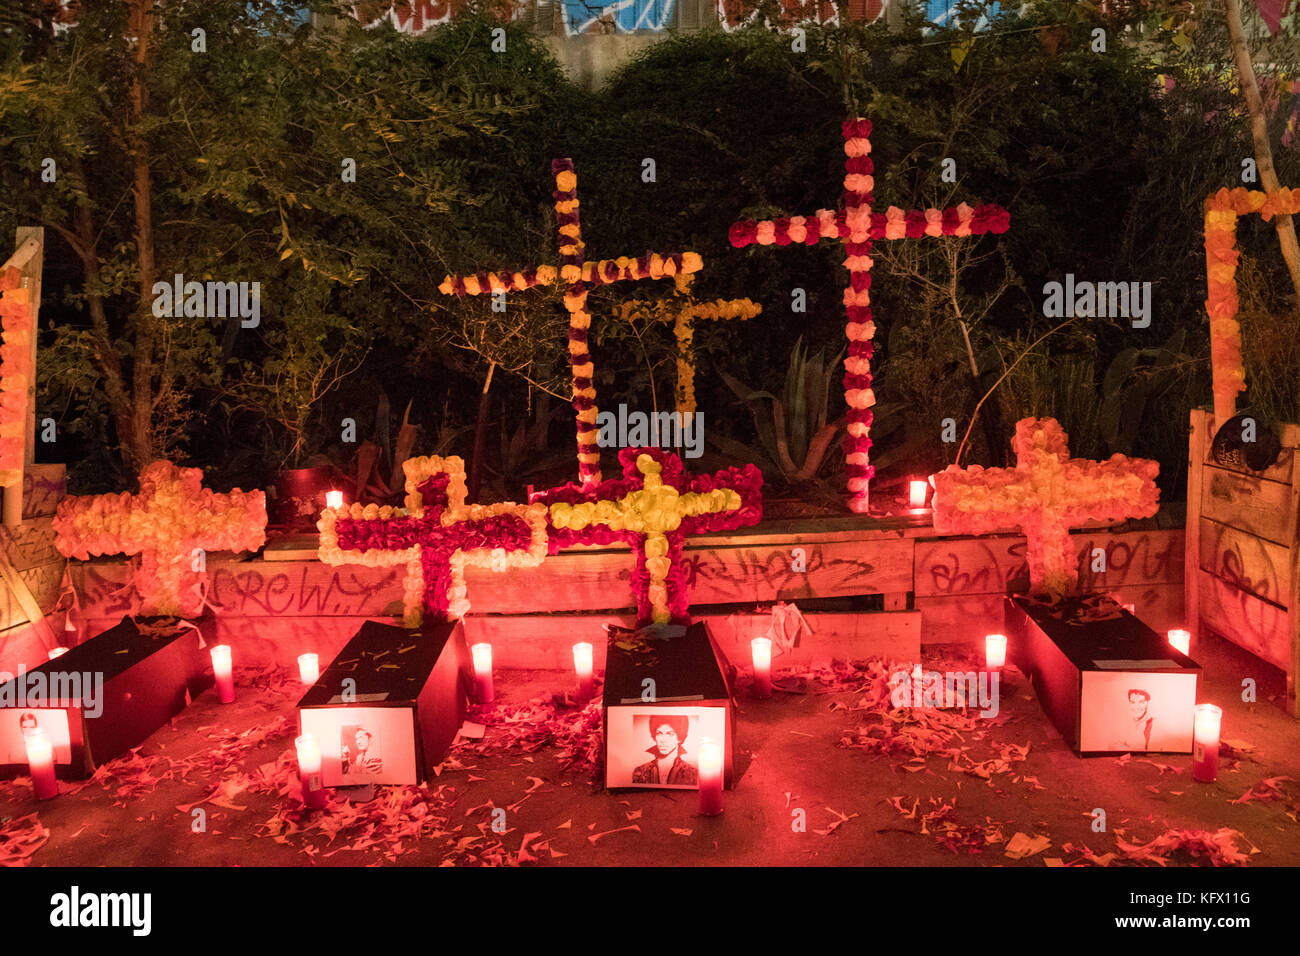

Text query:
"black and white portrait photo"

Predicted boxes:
[[0, 708, 71, 766], [631, 715, 698, 786], [606, 706, 725, 790], [299, 706, 417, 787], [340, 725, 383, 776], [1079, 671, 1197, 754]]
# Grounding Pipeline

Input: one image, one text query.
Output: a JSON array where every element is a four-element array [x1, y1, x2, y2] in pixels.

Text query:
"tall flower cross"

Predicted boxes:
[[317, 455, 548, 626], [729, 117, 1010, 513], [930, 418, 1160, 601], [615, 273, 762, 415], [1202, 186, 1300, 423], [53, 460, 267, 619], [534, 447, 763, 626], [440, 159, 703, 489]]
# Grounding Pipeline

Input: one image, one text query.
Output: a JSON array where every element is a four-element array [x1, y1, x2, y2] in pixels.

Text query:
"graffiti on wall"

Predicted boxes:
[[352, 1, 462, 32], [561, 0, 678, 34]]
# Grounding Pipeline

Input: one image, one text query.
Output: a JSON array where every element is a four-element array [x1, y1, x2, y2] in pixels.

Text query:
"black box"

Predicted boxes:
[[602, 621, 736, 790], [1005, 596, 1201, 755], [297, 619, 469, 787], [0, 616, 212, 779]]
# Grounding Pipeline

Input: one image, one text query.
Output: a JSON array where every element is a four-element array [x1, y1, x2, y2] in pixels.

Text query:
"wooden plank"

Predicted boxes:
[[262, 533, 319, 562], [22, 463, 65, 519], [1186, 409, 1208, 655], [914, 529, 1183, 599], [916, 592, 1007, 646], [1198, 569, 1290, 671], [18, 563, 62, 615], [919, 584, 1184, 650], [463, 535, 916, 613], [0, 516, 60, 572], [713, 609, 919, 668], [1198, 517, 1292, 608], [1287, 449, 1300, 716], [463, 609, 921, 672], [1201, 464, 1293, 544]]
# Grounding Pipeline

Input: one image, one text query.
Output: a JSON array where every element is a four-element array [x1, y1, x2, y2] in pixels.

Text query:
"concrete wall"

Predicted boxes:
[[540, 31, 668, 88]]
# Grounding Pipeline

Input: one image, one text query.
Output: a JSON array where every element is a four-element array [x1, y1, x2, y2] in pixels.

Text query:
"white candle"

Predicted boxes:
[[573, 642, 594, 701], [985, 633, 1007, 670], [298, 653, 319, 685], [25, 730, 57, 800], [1193, 704, 1222, 782], [1168, 629, 1191, 656], [295, 733, 327, 809], [908, 480, 928, 509], [211, 644, 235, 704], [471, 642, 495, 704], [751, 637, 772, 698], [698, 737, 724, 816], [325, 490, 344, 510]]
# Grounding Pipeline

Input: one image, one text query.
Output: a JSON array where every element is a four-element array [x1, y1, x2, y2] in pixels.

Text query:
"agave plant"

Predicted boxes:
[[715, 337, 846, 483]]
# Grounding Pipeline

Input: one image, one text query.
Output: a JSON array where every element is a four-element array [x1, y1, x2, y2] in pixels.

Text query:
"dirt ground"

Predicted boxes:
[[2, 628, 1297, 868]]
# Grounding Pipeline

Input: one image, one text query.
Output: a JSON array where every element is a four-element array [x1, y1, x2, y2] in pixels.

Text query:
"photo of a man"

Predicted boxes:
[[340, 727, 382, 776], [631, 715, 698, 785], [18, 712, 37, 736], [1115, 688, 1154, 751]]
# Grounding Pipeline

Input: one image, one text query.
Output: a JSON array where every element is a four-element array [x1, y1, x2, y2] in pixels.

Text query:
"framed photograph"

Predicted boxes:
[[605, 705, 725, 790], [1079, 671, 1198, 753], [299, 705, 419, 787], [0, 708, 73, 766]]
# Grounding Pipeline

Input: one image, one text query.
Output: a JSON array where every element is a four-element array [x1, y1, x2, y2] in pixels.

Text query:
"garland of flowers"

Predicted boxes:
[[931, 418, 1159, 601], [533, 447, 762, 626], [53, 461, 267, 618], [552, 158, 604, 489], [616, 273, 762, 414], [729, 117, 1010, 514], [1203, 186, 1300, 424], [0, 266, 31, 486], [317, 455, 547, 626]]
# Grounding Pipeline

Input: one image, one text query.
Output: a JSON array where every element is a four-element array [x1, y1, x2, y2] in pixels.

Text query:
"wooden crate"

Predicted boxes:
[[1186, 408, 1300, 714]]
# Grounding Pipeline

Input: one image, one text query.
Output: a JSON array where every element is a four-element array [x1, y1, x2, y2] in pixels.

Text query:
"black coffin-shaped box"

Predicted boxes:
[[603, 621, 735, 791], [0, 616, 212, 780], [1005, 596, 1201, 755], [297, 619, 469, 788]]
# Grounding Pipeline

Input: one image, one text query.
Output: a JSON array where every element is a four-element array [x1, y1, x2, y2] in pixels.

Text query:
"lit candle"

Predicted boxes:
[[751, 637, 772, 698], [1192, 704, 1222, 783], [325, 490, 344, 510], [698, 736, 724, 816], [210, 644, 235, 704], [985, 633, 1007, 670], [25, 730, 58, 800], [573, 642, 594, 701], [63, 616, 77, 645], [1122, 603, 1136, 614], [295, 733, 327, 810], [48, 646, 68, 660], [298, 653, 319, 685], [471, 642, 495, 705], [1168, 628, 1191, 656], [908, 480, 928, 509]]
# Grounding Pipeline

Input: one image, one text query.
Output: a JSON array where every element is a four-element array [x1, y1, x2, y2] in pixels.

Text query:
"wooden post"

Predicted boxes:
[[1185, 408, 1208, 657], [1288, 439, 1300, 716], [1, 229, 43, 527]]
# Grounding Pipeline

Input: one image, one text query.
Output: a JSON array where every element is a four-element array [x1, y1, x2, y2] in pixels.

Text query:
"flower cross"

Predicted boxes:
[[317, 455, 548, 626], [930, 418, 1159, 600]]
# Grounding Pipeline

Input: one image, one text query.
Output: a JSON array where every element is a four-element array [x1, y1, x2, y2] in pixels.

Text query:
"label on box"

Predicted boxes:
[[1091, 660, 1181, 669], [326, 692, 390, 704]]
